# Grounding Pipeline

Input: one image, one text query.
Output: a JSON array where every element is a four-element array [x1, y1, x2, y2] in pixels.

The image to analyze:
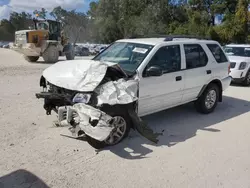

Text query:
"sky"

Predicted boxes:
[[0, 0, 224, 24], [0, 0, 94, 20]]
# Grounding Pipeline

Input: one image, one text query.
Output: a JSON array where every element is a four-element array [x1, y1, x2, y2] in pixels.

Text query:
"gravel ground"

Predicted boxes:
[[0, 48, 250, 188]]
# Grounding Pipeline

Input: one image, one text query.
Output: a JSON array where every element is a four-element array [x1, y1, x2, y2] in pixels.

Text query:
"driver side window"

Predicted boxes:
[[147, 45, 181, 74]]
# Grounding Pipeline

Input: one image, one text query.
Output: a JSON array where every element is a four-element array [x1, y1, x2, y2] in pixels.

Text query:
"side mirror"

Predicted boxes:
[[145, 66, 163, 77]]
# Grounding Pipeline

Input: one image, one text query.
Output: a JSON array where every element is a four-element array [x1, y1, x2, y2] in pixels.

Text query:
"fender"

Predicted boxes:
[[197, 80, 223, 102]]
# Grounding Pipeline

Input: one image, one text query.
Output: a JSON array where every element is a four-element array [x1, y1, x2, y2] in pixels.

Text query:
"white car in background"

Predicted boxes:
[[224, 44, 250, 86]]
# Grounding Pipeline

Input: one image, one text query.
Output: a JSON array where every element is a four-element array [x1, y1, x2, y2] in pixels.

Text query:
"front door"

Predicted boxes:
[[138, 44, 185, 116]]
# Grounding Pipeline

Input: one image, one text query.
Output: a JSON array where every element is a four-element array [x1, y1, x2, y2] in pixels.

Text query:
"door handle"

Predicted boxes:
[[207, 70, 212, 74], [176, 76, 182, 81]]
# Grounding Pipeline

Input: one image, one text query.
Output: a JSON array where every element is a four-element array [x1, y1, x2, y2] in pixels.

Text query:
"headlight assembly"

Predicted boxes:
[[72, 93, 91, 104], [239, 62, 247, 70]]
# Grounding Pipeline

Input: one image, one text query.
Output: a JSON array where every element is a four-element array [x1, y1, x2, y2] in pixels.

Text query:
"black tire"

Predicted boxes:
[[66, 50, 75, 60], [195, 83, 219, 114], [42, 45, 59, 63], [25, 56, 39, 62], [86, 105, 131, 149], [242, 71, 250, 86]]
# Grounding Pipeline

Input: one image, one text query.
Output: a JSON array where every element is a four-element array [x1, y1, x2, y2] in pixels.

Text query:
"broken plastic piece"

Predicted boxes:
[[67, 104, 114, 141], [128, 108, 162, 144]]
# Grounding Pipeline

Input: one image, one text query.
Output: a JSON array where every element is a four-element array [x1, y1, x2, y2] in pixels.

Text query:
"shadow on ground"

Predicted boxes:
[[0, 169, 49, 188], [101, 96, 250, 159], [230, 83, 250, 87], [32, 59, 64, 65]]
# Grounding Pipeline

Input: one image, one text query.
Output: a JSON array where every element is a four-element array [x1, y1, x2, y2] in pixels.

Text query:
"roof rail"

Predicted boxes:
[[163, 35, 211, 41], [127, 34, 211, 41]]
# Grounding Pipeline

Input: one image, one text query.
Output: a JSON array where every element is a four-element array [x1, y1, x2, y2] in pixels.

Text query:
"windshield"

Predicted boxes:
[[37, 22, 49, 30], [93, 42, 154, 74], [224, 46, 250, 57]]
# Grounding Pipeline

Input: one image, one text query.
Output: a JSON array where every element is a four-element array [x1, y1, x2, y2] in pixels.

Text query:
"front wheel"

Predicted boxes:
[[242, 71, 250, 86], [42, 45, 59, 63], [86, 107, 131, 149], [65, 50, 75, 60], [195, 84, 219, 114]]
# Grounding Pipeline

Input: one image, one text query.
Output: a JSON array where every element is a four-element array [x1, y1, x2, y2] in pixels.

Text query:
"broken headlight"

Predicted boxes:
[[72, 93, 91, 104]]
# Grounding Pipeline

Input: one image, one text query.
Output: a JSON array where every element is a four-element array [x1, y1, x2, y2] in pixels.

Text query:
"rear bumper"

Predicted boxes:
[[221, 76, 232, 91], [229, 69, 248, 79], [10, 43, 41, 56]]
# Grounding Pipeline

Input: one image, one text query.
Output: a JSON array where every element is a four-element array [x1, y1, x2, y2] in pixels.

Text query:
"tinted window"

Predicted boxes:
[[147, 45, 181, 73], [207, 44, 228, 63], [184, 44, 208, 69]]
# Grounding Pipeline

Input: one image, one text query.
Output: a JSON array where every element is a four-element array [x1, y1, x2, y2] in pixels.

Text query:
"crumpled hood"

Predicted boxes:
[[43, 59, 119, 92]]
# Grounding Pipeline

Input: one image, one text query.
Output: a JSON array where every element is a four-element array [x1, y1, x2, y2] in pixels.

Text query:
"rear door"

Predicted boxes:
[[138, 44, 185, 116], [206, 43, 229, 80], [182, 43, 213, 103]]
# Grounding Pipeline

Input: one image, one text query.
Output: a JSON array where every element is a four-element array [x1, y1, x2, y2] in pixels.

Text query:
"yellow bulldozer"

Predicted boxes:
[[10, 19, 75, 63]]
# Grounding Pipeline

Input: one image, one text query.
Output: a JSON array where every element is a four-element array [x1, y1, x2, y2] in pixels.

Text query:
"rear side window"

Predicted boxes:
[[207, 44, 228, 63], [184, 44, 208, 69]]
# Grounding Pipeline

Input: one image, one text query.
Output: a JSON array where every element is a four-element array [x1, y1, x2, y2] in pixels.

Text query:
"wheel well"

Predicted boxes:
[[208, 79, 223, 102]]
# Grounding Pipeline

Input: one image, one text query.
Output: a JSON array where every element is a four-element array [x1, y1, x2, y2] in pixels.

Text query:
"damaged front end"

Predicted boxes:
[[36, 60, 160, 148]]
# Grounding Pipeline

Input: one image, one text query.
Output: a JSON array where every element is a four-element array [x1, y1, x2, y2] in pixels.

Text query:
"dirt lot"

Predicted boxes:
[[0, 48, 250, 188]]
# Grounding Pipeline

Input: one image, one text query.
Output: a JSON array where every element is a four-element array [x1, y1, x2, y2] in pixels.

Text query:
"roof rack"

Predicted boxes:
[[163, 35, 211, 41], [128, 34, 211, 41]]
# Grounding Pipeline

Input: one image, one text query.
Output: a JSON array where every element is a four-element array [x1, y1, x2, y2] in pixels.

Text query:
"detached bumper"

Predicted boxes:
[[10, 43, 41, 56], [59, 104, 114, 141]]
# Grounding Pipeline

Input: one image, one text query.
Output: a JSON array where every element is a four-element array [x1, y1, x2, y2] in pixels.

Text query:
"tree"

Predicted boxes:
[[231, 0, 248, 43], [33, 8, 47, 19]]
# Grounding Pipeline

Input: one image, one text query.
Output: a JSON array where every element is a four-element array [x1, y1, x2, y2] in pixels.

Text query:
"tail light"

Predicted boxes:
[[239, 62, 247, 70]]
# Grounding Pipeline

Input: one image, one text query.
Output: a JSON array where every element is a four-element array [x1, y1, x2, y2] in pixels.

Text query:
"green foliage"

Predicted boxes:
[[33, 8, 47, 19], [0, 0, 249, 44]]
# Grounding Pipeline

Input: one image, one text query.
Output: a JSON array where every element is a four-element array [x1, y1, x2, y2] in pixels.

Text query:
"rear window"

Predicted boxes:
[[207, 44, 228, 63]]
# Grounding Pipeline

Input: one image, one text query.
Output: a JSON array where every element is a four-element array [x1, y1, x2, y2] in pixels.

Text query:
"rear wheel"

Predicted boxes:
[[195, 84, 219, 114], [25, 56, 39, 62], [86, 107, 131, 149], [42, 45, 59, 63], [242, 71, 250, 86], [65, 49, 75, 60]]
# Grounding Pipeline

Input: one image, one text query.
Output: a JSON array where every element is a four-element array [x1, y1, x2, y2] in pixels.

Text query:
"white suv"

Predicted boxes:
[[36, 36, 231, 148], [110, 37, 231, 116], [224, 44, 250, 86]]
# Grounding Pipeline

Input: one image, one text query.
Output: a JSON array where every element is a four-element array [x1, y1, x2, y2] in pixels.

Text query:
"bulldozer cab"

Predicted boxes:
[[33, 19, 61, 41]]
